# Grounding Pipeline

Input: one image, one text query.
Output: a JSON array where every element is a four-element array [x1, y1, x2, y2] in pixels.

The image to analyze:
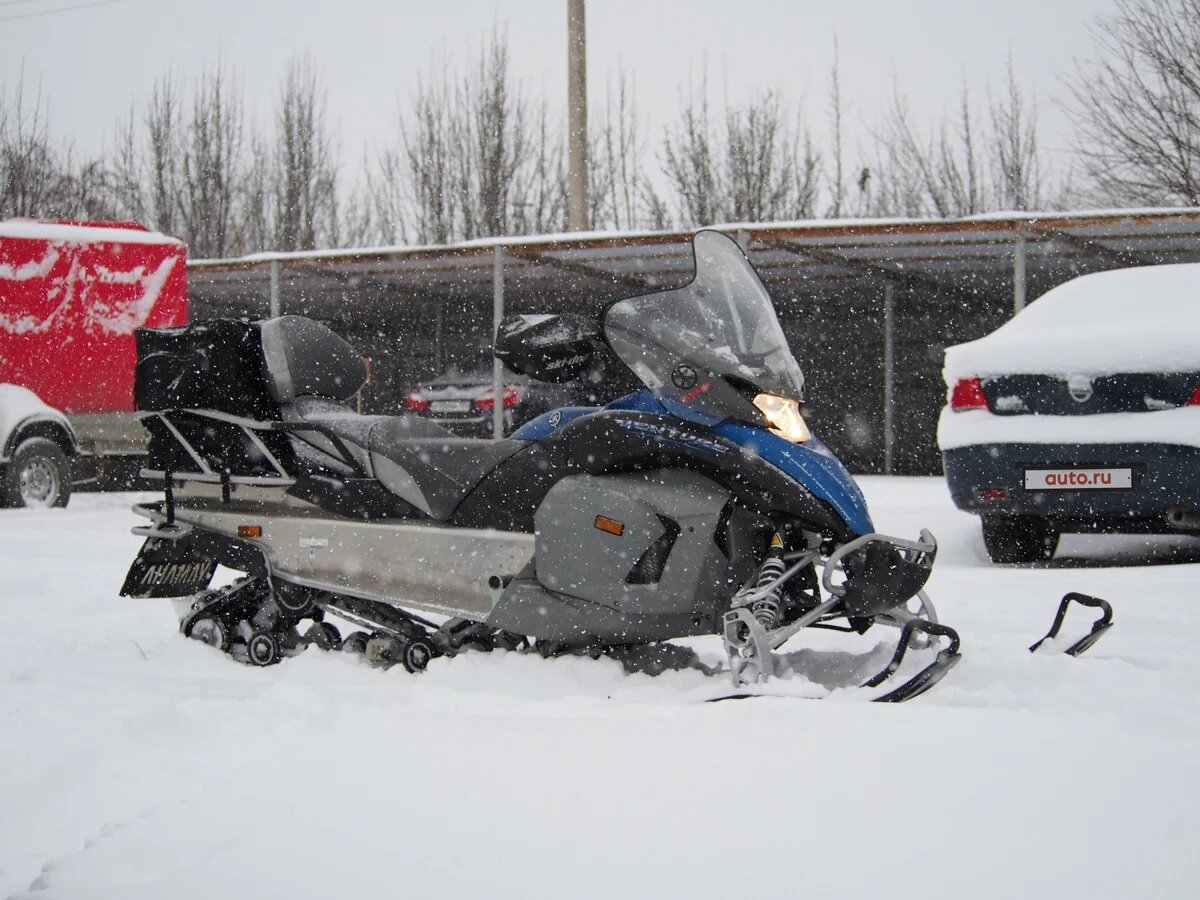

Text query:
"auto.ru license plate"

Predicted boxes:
[[1024, 467, 1133, 490], [430, 400, 472, 413]]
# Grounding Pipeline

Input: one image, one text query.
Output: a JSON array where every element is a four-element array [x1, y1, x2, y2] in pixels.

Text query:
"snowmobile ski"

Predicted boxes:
[[862, 618, 962, 702], [1029, 592, 1114, 657]]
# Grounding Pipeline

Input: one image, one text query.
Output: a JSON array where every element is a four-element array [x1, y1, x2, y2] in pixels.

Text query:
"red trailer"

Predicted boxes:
[[0, 220, 188, 507]]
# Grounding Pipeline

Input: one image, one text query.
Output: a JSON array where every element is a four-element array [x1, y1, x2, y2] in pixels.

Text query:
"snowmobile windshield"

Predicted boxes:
[[603, 230, 805, 427]]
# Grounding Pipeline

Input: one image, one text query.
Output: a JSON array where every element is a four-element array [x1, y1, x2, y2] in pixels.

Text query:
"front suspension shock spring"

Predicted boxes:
[[734, 532, 788, 630], [750, 553, 787, 628]]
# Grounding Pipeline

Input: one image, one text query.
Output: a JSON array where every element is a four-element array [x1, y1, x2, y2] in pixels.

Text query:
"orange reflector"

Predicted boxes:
[[237, 525, 263, 538], [594, 515, 625, 536]]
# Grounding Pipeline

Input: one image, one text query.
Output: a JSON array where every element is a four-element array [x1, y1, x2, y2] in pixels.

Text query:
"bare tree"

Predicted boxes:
[[792, 133, 822, 219], [591, 70, 653, 230], [990, 58, 1044, 209], [339, 170, 379, 247], [113, 74, 190, 237], [382, 28, 562, 244], [724, 92, 796, 221], [660, 81, 721, 226], [510, 100, 564, 235], [865, 68, 1062, 218], [178, 65, 245, 258], [394, 61, 457, 244], [369, 143, 412, 244], [0, 76, 62, 217], [109, 68, 246, 256], [145, 75, 187, 237], [51, 153, 118, 220], [661, 80, 821, 227], [870, 83, 985, 217], [826, 37, 847, 217], [272, 54, 339, 251], [457, 30, 530, 239], [238, 129, 273, 251], [1, 74, 116, 220], [1067, 0, 1200, 206]]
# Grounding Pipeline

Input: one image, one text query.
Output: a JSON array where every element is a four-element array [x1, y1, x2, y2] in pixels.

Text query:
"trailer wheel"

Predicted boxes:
[[5, 437, 71, 509]]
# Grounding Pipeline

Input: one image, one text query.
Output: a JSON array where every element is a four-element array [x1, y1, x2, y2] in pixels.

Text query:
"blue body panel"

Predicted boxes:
[[512, 390, 874, 536], [510, 407, 599, 441], [713, 421, 874, 535]]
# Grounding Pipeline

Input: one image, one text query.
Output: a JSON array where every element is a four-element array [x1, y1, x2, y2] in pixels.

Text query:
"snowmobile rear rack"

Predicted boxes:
[[1029, 592, 1114, 657]]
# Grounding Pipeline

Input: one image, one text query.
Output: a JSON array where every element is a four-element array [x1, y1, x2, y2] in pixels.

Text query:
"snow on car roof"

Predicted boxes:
[[0, 383, 70, 450], [944, 263, 1200, 381]]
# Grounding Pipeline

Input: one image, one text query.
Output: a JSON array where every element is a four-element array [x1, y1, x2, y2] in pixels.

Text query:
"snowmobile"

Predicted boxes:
[[120, 230, 966, 702]]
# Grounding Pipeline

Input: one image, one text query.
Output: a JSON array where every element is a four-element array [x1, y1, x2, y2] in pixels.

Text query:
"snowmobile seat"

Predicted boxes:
[[281, 404, 525, 520], [367, 433, 526, 521], [281, 396, 455, 477], [258, 315, 524, 519]]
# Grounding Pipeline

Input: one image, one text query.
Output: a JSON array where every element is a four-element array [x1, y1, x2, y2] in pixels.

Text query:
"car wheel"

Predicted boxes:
[[4, 437, 71, 509], [981, 515, 1059, 564]]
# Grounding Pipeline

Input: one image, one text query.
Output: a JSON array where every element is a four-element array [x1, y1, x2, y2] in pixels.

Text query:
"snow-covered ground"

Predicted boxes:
[[2, 479, 1199, 899]]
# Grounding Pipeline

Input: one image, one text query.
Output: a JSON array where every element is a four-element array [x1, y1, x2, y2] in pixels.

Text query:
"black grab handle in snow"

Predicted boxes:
[[1029, 592, 1114, 657]]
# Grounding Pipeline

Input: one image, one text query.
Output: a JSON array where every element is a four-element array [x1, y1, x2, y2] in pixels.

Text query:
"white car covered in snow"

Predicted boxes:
[[0, 383, 76, 508], [938, 263, 1200, 563]]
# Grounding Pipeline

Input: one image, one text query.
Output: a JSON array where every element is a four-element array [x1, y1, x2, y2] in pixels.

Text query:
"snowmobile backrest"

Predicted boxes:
[[260, 316, 366, 405]]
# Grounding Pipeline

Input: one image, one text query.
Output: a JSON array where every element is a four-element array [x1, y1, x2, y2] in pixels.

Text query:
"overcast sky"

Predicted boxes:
[[3, 0, 1112, 181]]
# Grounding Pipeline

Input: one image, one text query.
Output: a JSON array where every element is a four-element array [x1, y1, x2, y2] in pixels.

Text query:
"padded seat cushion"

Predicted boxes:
[[282, 397, 522, 519], [369, 438, 525, 521]]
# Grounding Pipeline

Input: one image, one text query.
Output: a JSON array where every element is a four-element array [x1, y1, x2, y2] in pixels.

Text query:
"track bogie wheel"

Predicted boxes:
[[365, 633, 404, 668], [274, 583, 316, 617], [402, 636, 436, 673], [247, 630, 282, 666], [341, 631, 370, 654], [305, 621, 342, 651], [186, 616, 230, 652]]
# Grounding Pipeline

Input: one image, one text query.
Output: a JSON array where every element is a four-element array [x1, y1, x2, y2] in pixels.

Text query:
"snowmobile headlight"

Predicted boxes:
[[753, 393, 810, 443]]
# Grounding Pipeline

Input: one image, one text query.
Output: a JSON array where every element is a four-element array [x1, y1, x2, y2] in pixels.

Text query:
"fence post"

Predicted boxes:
[[883, 281, 895, 475], [269, 259, 281, 318], [1013, 228, 1027, 313], [492, 245, 506, 440]]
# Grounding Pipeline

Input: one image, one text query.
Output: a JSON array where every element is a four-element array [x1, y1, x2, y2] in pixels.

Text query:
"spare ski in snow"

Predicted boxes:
[[1029, 592, 1114, 657]]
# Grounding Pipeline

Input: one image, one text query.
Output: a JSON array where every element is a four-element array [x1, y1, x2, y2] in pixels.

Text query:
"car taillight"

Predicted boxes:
[[950, 378, 989, 412], [403, 391, 430, 412], [474, 386, 522, 412], [1189, 380, 1200, 406]]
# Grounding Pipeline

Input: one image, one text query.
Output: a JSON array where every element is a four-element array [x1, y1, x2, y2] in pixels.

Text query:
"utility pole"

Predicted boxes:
[[566, 0, 589, 231]]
